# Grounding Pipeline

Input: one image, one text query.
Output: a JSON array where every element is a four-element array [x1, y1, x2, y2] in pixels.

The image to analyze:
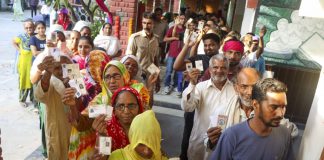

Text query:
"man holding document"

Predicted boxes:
[[181, 54, 235, 160]]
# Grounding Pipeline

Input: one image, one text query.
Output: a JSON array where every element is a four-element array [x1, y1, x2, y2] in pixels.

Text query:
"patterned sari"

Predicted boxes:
[[68, 50, 110, 160]]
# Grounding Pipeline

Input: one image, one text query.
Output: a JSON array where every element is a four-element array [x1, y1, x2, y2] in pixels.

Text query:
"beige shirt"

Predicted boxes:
[[126, 30, 160, 75], [181, 79, 236, 160], [35, 76, 71, 160]]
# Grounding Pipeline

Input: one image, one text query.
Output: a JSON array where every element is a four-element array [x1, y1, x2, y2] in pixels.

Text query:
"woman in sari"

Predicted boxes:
[[67, 49, 111, 160], [91, 86, 145, 160], [63, 60, 149, 158], [109, 110, 168, 160], [72, 36, 93, 74], [12, 20, 35, 107], [120, 55, 158, 109]]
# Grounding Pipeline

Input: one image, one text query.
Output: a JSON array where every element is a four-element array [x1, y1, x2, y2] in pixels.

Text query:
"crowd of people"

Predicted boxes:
[[11, 5, 298, 160]]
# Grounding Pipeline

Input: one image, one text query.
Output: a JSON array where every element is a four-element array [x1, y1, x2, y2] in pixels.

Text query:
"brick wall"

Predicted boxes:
[[107, 0, 137, 53]]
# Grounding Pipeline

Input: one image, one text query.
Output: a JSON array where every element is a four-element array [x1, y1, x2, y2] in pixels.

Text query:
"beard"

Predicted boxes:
[[229, 61, 240, 67], [258, 106, 283, 127], [211, 74, 227, 82], [238, 95, 252, 107]]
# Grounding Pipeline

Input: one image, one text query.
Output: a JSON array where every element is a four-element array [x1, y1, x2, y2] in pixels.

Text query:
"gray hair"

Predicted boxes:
[[209, 54, 230, 69]]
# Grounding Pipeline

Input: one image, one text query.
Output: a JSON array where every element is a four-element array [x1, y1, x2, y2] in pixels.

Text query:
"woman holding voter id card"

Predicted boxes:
[[91, 86, 145, 159], [120, 55, 159, 109], [108, 110, 167, 160], [67, 49, 111, 160], [72, 36, 94, 73], [63, 61, 151, 158]]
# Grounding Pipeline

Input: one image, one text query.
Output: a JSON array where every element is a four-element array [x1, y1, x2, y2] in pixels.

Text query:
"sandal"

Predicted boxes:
[[19, 102, 28, 108]]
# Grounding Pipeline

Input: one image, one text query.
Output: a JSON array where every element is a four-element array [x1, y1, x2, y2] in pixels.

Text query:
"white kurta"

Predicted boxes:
[[181, 79, 236, 160]]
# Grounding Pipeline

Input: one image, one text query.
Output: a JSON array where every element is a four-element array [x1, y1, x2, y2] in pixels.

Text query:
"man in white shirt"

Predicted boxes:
[[181, 54, 236, 160], [205, 68, 298, 151]]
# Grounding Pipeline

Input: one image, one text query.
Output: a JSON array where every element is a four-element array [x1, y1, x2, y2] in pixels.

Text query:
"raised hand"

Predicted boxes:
[[62, 87, 77, 106], [188, 68, 201, 85]]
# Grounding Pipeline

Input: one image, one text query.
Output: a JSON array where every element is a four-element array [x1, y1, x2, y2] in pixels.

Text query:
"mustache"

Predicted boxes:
[[272, 117, 283, 121]]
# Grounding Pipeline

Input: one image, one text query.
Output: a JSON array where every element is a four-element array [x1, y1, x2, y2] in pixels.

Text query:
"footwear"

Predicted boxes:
[[176, 91, 182, 98], [19, 102, 28, 108], [162, 86, 172, 95]]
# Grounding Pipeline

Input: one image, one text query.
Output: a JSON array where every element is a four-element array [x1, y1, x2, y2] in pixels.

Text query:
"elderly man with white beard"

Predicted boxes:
[[204, 68, 298, 151], [181, 54, 236, 160]]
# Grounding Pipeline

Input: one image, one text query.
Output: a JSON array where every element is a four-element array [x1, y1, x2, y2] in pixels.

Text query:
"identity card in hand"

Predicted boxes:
[[75, 78, 87, 95], [50, 48, 61, 62], [88, 105, 113, 118], [195, 60, 204, 71], [68, 79, 82, 98], [217, 115, 228, 130], [198, 21, 205, 30], [147, 63, 160, 75], [99, 136, 112, 155], [186, 62, 193, 71], [62, 64, 81, 79]]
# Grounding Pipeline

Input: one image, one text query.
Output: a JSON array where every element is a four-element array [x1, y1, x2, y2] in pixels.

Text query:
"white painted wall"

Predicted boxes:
[[297, 0, 324, 155], [240, 2, 256, 36], [298, 68, 324, 160]]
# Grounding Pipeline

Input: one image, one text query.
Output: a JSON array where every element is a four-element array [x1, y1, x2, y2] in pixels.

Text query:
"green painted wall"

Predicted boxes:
[[254, 0, 301, 44]]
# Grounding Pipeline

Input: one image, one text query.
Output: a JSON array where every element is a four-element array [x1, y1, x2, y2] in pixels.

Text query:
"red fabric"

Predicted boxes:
[[95, 0, 109, 12], [223, 40, 244, 55], [107, 86, 144, 151], [106, 115, 130, 151], [57, 13, 71, 30], [166, 26, 185, 58], [95, 0, 113, 24]]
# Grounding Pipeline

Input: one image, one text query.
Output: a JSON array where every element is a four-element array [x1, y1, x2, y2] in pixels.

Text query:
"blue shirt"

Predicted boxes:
[[253, 56, 266, 75], [29, 35, 46, 51], [210, 120, 293, 160]]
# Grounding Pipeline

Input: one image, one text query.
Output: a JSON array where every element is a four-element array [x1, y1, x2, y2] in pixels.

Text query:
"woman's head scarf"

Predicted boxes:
[[85, 50, 111, 90], [107, 86, 144, 151], [120, 55, 142, 81], [122, 110, 163, 160], [101, 60, 130, 102]]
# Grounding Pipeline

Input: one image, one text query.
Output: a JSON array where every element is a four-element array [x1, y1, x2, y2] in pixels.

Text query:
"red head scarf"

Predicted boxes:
[[223, 40, 244, 55], [106, 86, 144, 151]]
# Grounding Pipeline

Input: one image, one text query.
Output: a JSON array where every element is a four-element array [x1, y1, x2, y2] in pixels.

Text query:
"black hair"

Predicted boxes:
[[154, 7, 163, 13], [252, 78, 288, 103], [80, 26, 91, 32], [79, 36, 94, 48], [202, 33, 221, 44], [142, 12, 154, 20], [102, 23, 112, 30], [34, 21, 46, 28]]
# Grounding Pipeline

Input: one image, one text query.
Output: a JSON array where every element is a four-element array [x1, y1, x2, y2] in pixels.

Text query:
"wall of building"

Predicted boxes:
[[107, 0, 137, 53]]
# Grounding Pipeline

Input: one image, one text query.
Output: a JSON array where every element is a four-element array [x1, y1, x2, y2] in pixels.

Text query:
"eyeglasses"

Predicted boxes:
[[115, 104, 138, 111], [104, 73, 122, 81]]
